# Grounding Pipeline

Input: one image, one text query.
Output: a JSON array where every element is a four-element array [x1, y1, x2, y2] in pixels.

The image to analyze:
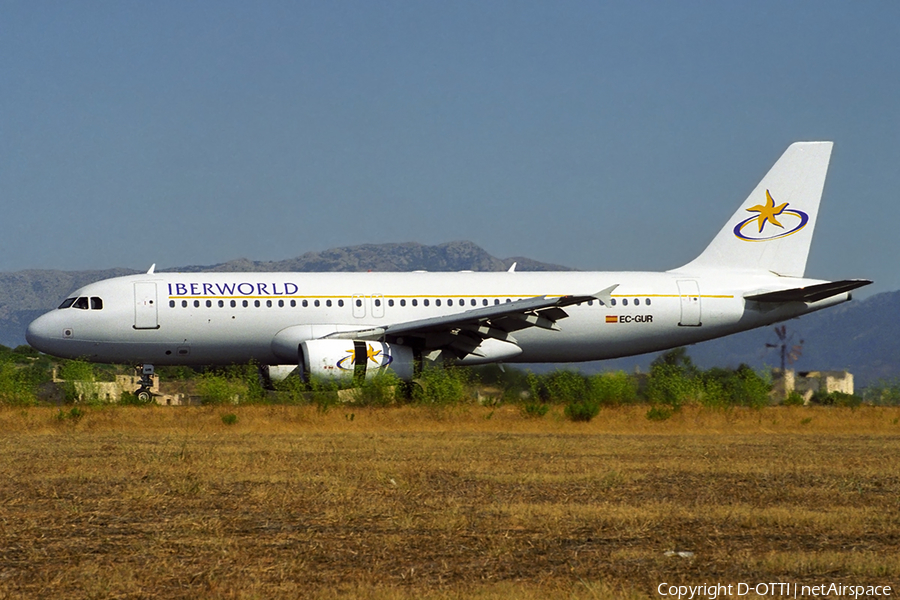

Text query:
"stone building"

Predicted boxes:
[[770, 369, 854, 404]]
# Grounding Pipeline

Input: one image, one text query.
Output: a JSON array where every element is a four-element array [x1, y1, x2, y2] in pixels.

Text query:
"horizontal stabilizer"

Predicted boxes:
[[744, 279, 872, 303]]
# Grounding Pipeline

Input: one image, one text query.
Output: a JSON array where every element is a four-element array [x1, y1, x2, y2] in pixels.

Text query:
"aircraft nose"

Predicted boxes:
[[26, 312, 61, 354]]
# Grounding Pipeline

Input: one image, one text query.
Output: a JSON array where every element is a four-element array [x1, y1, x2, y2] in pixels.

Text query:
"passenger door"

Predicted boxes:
[[134, 282, 159, 329], [676, 280, 701, 327]]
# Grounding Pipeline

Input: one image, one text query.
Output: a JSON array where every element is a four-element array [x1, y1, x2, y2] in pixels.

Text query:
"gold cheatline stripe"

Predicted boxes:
[[169, 293, 735, 300]]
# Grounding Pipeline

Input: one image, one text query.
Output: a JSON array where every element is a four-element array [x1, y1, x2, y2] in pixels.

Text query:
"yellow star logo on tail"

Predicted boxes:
[[746, 190, 789, 233]]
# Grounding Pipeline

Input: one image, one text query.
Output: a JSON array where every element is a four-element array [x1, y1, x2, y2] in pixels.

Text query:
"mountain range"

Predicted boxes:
[[2, 241, 893, 387]]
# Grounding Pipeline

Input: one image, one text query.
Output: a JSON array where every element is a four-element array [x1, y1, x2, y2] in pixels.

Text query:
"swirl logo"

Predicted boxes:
[[733, 190, 808, 242]]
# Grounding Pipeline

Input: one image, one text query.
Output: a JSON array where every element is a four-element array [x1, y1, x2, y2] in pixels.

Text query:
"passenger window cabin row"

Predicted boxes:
[[165, 297, 653, 309], [57, 296, 653, 312]]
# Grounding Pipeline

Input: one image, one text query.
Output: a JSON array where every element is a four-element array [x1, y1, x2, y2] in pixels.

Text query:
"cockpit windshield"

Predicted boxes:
[[58, 296, 103, 310]]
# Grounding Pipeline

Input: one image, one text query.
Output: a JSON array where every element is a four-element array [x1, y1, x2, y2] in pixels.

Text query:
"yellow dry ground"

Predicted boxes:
[[0, 405, 898, 599]]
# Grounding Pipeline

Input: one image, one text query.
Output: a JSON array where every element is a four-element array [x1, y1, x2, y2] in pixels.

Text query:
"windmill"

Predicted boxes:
[[766, 325, 804, 371]]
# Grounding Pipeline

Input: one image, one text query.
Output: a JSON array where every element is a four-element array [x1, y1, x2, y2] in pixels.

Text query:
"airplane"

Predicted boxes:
[[27, 142, 870, 401]]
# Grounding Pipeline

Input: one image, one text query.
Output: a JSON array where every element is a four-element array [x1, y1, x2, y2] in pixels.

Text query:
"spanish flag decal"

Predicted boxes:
[[605, 315, 617, 324]]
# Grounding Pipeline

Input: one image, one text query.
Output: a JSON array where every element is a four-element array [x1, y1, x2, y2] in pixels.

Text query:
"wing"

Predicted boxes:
[[324, 284, 618, 359]]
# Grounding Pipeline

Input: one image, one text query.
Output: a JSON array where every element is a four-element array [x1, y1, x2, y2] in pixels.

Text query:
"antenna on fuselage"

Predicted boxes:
[[147, 264, 156, 274], [507, 262, 517, 273]]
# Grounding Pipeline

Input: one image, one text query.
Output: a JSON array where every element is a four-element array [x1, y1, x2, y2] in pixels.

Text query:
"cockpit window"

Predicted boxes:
[[58, 298, 77, 309], [91, 297, 103, 310], [72, 297, 90, 310]]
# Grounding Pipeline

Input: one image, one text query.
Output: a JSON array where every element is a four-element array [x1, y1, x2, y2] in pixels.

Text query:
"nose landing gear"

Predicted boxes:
[[135, 364, 155, 403]]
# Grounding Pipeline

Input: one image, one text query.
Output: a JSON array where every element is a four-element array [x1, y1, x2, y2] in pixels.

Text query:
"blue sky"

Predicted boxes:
[[2, 2, 898, 294]]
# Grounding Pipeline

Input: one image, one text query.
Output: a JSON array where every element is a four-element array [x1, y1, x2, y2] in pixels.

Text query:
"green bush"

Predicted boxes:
[[646, 349, 701, 409], [644, 350, 770, 410], [645, 363, 696, 410], [0, 358, 37, 406], [645, 406, 673, 421], [223, 363, 268, 403], [564, 398, 600, 422], [702, 364, 770, 409], [58, 359, 102, 403], [412, 366, 470, 405], [56, 406, 84, 421], [221, 413, 238, 425], [195, 372, 247, 405], [351, 370, 400, 406], [195, 364, 269, 405], [862, 379, 900, 406], [526, 369, 606, 422], [521, 400, 549, 418], [651, 347, 700, 378], [272, 374, 317, 405], [304, 376, 341, 411], [783, 391, 806, 406], [810, 390, 861, 407], [542, 370, 590, 404], [589, 371, 638, 406], [525, 369, 635, 415]]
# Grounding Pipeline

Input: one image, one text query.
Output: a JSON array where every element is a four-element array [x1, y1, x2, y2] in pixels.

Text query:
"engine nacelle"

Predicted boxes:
[[300, 339, 416, 381]]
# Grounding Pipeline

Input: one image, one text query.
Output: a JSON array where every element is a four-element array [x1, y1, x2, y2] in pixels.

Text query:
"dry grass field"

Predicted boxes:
[[0, 404, 898, 599]]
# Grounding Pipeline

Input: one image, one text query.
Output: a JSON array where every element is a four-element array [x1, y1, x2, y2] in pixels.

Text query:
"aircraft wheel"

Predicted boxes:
[[136, 388, 153, 404]]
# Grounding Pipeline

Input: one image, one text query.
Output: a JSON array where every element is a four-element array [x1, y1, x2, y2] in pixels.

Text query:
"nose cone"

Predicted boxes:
[[26, 311, 62, 355]]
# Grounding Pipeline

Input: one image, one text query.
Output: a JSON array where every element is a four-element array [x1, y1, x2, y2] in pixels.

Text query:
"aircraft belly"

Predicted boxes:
[[58, 339, 257, 366]]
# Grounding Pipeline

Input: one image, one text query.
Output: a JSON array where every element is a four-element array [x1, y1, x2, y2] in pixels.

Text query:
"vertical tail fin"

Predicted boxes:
[[677, 142, 833, 277]]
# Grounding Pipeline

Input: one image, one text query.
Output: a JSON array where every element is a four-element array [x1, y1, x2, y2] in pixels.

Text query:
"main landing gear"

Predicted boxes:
[[135, 364, 155, 403]]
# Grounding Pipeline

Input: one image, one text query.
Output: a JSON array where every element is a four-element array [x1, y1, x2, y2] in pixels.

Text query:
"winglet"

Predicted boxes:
[[507, 262, 517, 273], [592, 284, 619, 307], [147, 263, 156, 274]]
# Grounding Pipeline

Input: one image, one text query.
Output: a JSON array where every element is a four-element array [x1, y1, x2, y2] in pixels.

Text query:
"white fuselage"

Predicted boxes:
[[25, 269, 847, 367], [25, 142, 864, 373]]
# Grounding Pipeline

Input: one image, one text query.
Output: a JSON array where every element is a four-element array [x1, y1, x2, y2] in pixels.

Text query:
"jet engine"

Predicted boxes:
[[299, 339, 416, 381]]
